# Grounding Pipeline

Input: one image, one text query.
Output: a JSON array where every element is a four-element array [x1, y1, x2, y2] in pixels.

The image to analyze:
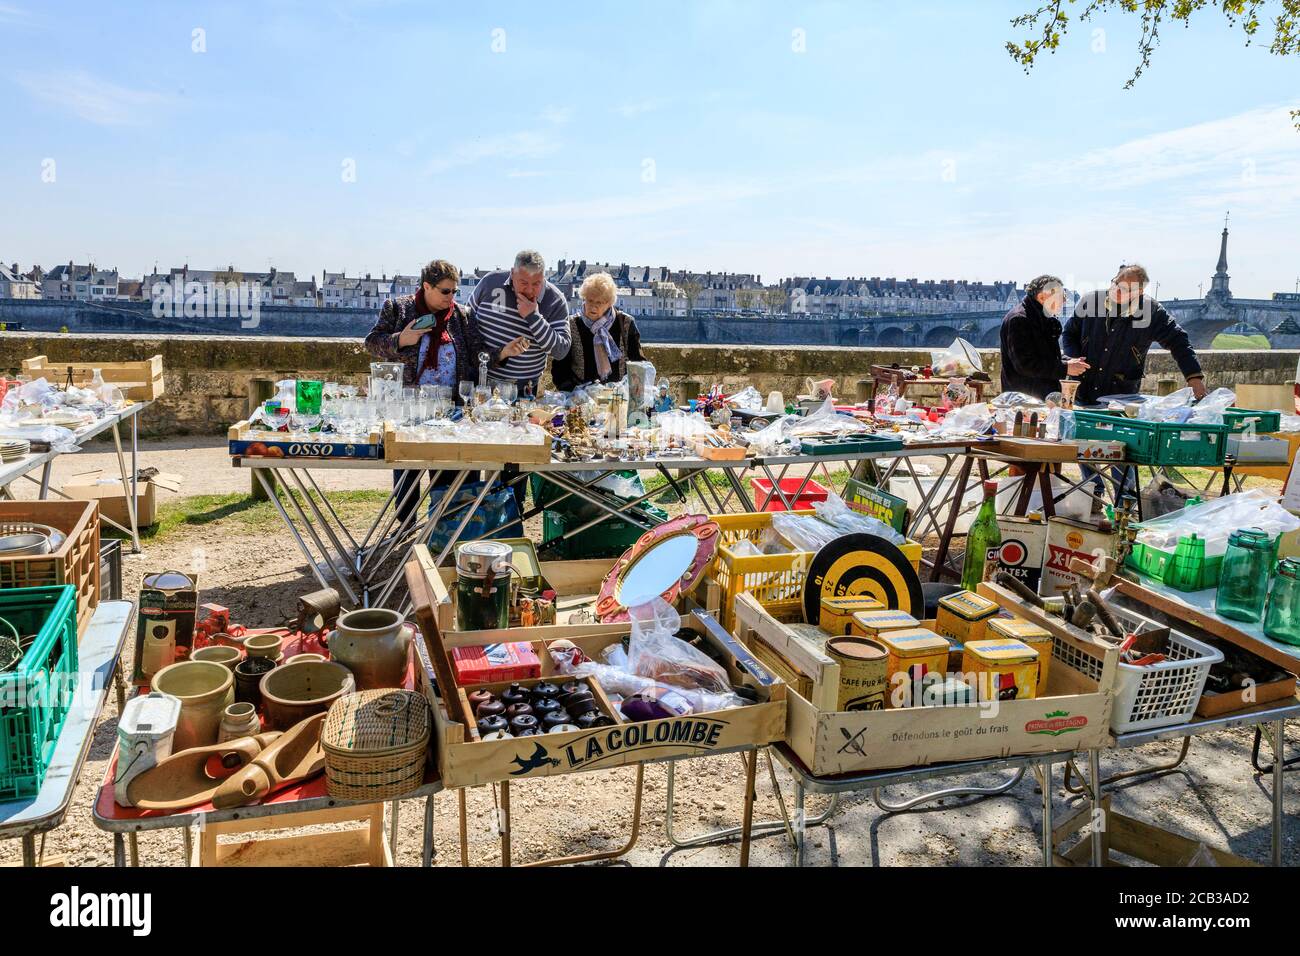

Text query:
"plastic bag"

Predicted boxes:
[[933, 402, 994, 438], [930, 338, 983, 378], [990, 391, 1041, 408], [1137, 387, 1236, 425], [626, 599, 731, 694], [728, 386, 764, 412], [424, 480, 520, 556], [1134, 490, 1300, 556], [813, 493, 906, 544], [651, 409, 716, 443], [770, 512, 840, 552]]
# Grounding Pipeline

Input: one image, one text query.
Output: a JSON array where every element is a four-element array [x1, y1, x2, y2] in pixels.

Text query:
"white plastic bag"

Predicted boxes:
[[626, 600, 731, 694], [1134, 490, 1300, 556], [812, 493, 906, 544], [930, 338, 983, 378]]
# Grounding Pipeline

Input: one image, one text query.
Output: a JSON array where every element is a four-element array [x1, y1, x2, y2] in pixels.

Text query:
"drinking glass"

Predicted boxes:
[[458, 381, 474, 407], [499, 382, 518, 405]]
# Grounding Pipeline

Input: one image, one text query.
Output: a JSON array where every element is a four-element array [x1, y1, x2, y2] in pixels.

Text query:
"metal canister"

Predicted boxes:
[[455, 541, 514, 632], [825, 636, 889, 712]]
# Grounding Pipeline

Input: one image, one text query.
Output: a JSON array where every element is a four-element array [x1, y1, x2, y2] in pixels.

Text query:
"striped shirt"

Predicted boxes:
[[470, 270, 571, 383]]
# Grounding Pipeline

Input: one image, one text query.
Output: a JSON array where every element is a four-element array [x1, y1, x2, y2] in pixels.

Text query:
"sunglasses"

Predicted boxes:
[[433, 286, 456, 295]]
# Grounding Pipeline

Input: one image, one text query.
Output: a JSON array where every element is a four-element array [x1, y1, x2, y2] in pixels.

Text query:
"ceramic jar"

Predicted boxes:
[[192, 645, 242, 670], [244, 633, 284, 662], [234, 656, 277, 707], [259, 660, 355, 731], [328, 608, 412, 690], [152, 660, 235, 751], [218, 702, 261, 742]]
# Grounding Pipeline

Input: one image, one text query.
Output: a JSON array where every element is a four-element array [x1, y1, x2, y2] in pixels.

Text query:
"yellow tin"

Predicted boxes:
[[820, 596, 885, 636], [877, 628, 951, 708], [825, 636, 889, 712], [961, 639, 1040, 702], [935, 591, 999, 644], [850, 609, 920, 640], [987, 617, 1052, 695]]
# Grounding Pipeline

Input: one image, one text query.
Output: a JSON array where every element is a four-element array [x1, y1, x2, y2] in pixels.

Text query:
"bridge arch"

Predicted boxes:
[[922, 326, 959, 348], [875, 326, 910, 347]]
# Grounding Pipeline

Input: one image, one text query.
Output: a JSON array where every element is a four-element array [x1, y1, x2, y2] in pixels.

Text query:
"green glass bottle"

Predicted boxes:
[[1215, 528, 1275, 623], [961, 480, 1002, 592], [1263, 557, 1300, 646]]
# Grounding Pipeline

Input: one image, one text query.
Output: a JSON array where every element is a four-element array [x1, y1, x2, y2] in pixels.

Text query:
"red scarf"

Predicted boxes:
[[413, 292, 454, 377]]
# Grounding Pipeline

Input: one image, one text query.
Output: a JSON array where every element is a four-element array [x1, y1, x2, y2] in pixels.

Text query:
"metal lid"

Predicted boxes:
[[1228, 528, 1273, 550], [118, 691, 182, 739], [142, 570, 194, 591], [455, 541, 513, 577]]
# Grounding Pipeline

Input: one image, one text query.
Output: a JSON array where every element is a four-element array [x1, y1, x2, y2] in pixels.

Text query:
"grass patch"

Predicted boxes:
[[105, 489, 392, 542]]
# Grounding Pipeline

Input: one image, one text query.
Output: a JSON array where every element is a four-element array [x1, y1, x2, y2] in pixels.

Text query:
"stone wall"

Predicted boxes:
[[0, 332, 1294, 436]]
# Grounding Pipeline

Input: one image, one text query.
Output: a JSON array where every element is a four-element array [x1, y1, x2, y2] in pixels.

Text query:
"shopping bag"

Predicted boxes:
[[426, 479, 521, 556]]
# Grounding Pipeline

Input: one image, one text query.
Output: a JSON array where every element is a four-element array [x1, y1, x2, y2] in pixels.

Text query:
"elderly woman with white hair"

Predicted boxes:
[[551, 271, 645, 392]]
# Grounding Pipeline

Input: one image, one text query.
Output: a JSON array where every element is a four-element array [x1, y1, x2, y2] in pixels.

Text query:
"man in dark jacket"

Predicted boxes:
[[1062, 264, 1206, 406], [1000, 274, 1090, 399]]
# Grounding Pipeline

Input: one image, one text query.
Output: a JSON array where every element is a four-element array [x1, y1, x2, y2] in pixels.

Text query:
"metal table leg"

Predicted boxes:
[[1040, 761, 1054, 867], [872, 766, 1026, 812], [1088, 749, 1103, 867], [1272, 719, 1285, 866], [113, 833, 125, 867], [21, 834, 35, 867], [254, 470, 333, 593], [422, 793, 436, 868], [794, 782, 807, 867], [110, 421, 141, 553]]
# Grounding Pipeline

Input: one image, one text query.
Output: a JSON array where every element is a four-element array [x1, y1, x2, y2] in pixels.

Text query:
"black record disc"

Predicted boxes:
[[801, 533, 925, 625]]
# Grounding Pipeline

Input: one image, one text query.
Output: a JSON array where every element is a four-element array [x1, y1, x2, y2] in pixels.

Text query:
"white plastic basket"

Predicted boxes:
[[1050, 608, 1222, 734]]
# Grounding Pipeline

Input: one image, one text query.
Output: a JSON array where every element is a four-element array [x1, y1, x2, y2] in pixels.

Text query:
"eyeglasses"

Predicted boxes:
[[434, 286, 456, 296]]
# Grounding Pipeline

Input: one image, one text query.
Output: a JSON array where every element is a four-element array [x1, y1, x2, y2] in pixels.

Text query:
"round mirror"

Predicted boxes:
[[616, 533, 699, 608]]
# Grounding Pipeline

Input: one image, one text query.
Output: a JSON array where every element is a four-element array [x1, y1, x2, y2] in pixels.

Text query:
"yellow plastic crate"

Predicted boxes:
[[708, 512, 922, 632]]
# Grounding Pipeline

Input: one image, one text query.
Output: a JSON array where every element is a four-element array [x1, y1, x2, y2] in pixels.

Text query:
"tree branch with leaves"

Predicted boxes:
[[1007, 0, 1299, 126]]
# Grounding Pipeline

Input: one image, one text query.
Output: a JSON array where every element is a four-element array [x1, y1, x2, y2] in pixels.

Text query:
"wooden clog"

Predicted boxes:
[[126, 733, 281, 811], [211, 713, 326, 809]]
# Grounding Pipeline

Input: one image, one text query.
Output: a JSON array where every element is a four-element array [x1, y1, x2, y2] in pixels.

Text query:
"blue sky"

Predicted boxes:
[[2, 0, 1298, 298]]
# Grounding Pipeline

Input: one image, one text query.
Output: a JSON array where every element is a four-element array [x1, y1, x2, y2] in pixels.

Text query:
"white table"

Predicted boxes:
[[0, 600, 133, 866], [0, 402, 149, 552]]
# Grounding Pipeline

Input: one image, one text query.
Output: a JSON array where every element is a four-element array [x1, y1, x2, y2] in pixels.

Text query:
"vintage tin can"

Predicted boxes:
[[877, 628, 951, 708], [820, 595, 885, 636], [961, 639, 1040, 702], [935, 591, 999, 644], [987, 618, 1053, 695], [849, 609, 919, 640], [825, 636, 889, 712]]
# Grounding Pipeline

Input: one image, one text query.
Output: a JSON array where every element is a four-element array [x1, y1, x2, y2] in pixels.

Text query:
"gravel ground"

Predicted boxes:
[[2, 440, 1296, 867]]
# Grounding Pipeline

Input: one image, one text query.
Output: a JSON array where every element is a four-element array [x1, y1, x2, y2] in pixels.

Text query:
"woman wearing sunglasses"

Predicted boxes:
[[364, 259, 494, 522]]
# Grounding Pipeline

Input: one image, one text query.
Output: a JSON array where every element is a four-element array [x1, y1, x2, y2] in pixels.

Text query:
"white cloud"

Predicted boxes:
[[615, 97, 669, 118], [424, 131, 560, 175], [16, 70, 171, 126], [540, 105, 575, 125]]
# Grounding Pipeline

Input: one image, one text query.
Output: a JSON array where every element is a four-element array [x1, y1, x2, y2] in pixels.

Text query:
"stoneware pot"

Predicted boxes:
[[218, 701, 262, 742], [285, 652, 326, 664], [152, 660, 235, 751], [192, 645, 242, 670], [243, 633, 284, 662], [259, 660, 355, 731], [234, 656, 277, 707], [327, 608, 411, 690]]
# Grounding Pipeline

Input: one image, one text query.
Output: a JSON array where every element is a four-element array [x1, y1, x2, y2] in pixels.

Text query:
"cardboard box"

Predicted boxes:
[[62, 469, 182, 528], [451, 642, 541, 685]]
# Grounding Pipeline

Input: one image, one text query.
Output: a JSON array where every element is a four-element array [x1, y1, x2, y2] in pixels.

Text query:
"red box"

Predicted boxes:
[[452, 642, 541, 685], [751, 477, 831, 512]]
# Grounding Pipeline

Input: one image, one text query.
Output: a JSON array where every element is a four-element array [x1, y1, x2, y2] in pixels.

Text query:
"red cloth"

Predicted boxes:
[[414, 293, 454, 378]]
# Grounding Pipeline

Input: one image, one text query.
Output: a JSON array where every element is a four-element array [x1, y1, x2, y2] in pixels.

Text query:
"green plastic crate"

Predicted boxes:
[[542, 505, 668, 560], [1224, 408, 1282, 434], [1125, 541, 1222, 592], [1072, 411, 1228, 466], [0, 585, 79, 800]]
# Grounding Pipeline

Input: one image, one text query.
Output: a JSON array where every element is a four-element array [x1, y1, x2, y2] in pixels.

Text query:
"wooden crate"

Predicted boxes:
[[383, 424, 551, 465], [416, 548, 721, 638], [193, 803, 391, 867], [228, 421, 384, 460], [1053, 797, 1256, 867], [406, 550, 785, 789], [731, 582, 1117, 777], [21, 354, 164, 402], [0, 500, 100, 639]]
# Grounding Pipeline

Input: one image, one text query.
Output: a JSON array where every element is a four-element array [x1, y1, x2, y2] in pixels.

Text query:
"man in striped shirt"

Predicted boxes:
[[470, 250, 571, 395]]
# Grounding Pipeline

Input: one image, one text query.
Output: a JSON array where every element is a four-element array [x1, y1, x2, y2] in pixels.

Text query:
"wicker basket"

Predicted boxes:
[[322, 689, 431, 800]]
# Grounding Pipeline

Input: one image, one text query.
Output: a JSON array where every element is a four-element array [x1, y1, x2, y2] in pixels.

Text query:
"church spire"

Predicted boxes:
[[1210, 213, 1231, 298]]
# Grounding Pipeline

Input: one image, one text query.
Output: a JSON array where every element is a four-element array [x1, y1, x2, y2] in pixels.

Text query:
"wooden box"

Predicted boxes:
[[383, 424, 551, 465], [22, 354, 165, 402], [407, 552, 785, 789], [730, 583, 1116, 777], [228, 421, 384, 460], [0, 500, 100, 639]]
